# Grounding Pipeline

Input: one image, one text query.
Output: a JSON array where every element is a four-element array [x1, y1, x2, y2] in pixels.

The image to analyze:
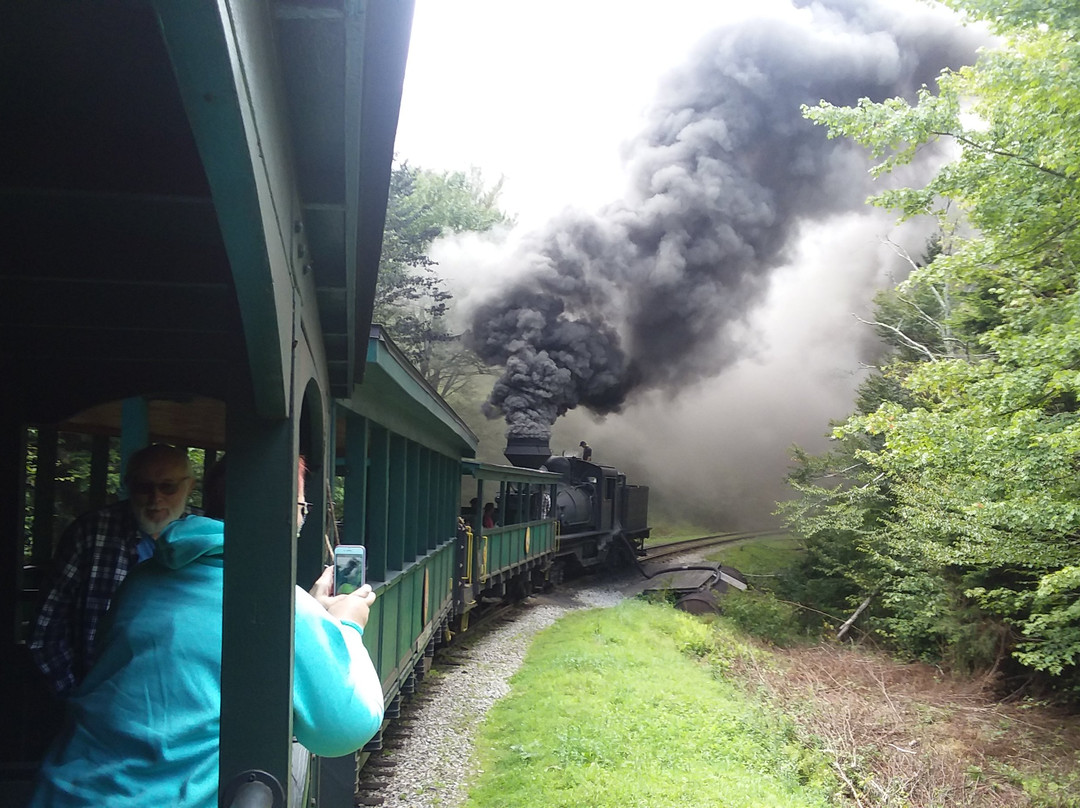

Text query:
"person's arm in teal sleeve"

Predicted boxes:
[[292, 571, 384, 756]]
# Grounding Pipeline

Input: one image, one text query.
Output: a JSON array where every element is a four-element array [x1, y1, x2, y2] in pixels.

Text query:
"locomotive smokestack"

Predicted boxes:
[[504, 436, 552, 469]]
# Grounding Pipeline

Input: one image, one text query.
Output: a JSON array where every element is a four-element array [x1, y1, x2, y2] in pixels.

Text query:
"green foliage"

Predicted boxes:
[[672, 614, 715, 658], [1011, 765, 1080, 808], [785, 0, 1080, 690], [376, 163, 510, 396], [1013, 567, 1080, 677], [719, 591, 801, 647], [873, 570, 1011, 673], [24, 431, 122, 557], [776, 432, 894, 628]]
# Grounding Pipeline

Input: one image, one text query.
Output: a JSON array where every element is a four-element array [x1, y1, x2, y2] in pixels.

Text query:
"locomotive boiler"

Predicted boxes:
[[504, 437, 651, 574]]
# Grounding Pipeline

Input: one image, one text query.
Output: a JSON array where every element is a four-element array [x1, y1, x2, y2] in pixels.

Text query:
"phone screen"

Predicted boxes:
[[334, 545, 366, 595]]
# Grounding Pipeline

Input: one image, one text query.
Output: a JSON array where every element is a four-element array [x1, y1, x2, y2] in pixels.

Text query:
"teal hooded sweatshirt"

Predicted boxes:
[[30, 516, 384, 807]]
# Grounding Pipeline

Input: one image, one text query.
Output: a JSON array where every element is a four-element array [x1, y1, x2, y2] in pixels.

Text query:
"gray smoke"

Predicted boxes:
[[466, 0, 984, 439]]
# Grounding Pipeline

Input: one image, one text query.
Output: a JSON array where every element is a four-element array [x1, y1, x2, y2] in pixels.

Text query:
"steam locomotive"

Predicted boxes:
[[503, 437, 651, 578]]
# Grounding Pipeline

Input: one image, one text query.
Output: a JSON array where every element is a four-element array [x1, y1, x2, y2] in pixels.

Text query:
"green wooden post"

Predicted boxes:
[[473, 479, 484, 538], [119, 396, 149, 495], [387, 435, 406, 571], [344, 412, 368, 548], [440, 456, 452, 541], [473, 478, 485, 585], [219, 408, 296, 803], [405, 442, 419, 562], [366, 426, 389, 582], [448, 460, 460, 539], [416, 447, 428, 550], [421, 449, 435, 551]]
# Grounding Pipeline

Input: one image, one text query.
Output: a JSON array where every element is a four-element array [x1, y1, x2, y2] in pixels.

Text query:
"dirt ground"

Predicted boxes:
[[734, 642, 1080, 808]]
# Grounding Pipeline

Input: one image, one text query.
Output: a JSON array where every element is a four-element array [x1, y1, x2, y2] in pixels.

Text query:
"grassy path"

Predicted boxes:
[[464, 600, 835, 808]]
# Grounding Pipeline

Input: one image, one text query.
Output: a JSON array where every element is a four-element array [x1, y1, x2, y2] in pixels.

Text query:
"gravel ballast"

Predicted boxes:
[[372, 582, 629, 808]]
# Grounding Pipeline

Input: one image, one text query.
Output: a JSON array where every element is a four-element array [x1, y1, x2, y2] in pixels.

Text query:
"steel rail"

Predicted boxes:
[[640, 529, 775, 563]]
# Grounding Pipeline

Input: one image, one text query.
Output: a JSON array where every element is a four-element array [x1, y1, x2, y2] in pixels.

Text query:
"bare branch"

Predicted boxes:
[[881, 237, 921, 274], [854, 314, 939, 362], [837, 591, 877, 640]]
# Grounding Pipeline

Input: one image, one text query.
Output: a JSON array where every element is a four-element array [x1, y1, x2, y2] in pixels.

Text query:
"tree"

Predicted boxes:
[[786, 0, 1080, 687], [375, 163, 511, 395]]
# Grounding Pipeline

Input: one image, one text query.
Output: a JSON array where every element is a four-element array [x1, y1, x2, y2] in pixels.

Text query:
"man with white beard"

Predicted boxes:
[[30, 444, 196, 696]]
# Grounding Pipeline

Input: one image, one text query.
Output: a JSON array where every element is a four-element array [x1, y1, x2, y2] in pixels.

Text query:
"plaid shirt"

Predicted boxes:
[[29, 501, 149, 695]]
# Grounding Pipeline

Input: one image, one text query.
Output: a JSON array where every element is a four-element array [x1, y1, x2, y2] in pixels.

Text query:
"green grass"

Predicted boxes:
[[464, 600, 836, 808], [708, 533, 804, 576], [644, 521, 718, 545]]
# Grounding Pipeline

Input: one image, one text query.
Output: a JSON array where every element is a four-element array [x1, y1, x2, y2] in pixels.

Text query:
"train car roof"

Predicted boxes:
[[1, 0, 414, 424], [337, 326, 480, 458], [461, 459, 563, 484]]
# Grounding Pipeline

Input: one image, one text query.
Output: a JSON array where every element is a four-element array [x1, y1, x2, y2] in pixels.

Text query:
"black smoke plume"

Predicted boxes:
[[467, 0, 983, 439]]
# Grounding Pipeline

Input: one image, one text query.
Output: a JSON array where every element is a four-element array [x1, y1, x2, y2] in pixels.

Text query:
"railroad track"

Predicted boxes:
[[356, 587, 595, 806], [355, 599, 528, 805], [639, 529, 776, 563]]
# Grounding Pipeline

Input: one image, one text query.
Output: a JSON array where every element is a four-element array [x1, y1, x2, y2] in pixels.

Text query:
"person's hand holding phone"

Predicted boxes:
[[310, 566, 376, 629]]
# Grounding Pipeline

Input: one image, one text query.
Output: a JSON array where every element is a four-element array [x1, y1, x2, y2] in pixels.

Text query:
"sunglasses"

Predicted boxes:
[[298, 501, 312, 518], [130, 477, 190, 497]]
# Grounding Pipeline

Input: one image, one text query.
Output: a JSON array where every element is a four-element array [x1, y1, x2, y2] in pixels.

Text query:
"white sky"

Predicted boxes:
[[394, 0, 793, 228]]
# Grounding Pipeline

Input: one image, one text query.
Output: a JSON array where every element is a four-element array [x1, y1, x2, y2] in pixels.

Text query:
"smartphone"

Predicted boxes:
[[333, 545, 366, 595]]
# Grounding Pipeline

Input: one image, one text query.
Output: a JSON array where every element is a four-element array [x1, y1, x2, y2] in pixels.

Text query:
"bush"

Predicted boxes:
[[721, 591, 801, 647]]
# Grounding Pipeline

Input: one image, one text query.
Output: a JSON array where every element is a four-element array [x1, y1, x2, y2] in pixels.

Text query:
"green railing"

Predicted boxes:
[[362, 538, 455, 695], [478, 519, 556, 580]]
